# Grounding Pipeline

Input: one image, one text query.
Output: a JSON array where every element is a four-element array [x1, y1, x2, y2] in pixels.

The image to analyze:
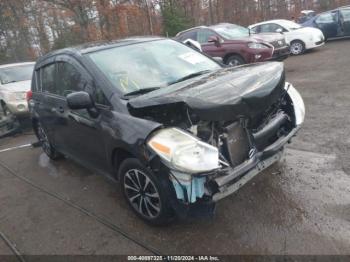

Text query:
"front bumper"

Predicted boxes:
[[305, 39, 325, 50], [6, 100, 29, 115], [156, 83, 305, 219], [269, 46, 290, 61], [212, 125, 299, 201]]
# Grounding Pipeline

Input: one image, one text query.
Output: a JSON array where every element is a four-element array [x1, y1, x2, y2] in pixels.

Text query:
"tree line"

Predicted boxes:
[[0, 0, 348, 64]]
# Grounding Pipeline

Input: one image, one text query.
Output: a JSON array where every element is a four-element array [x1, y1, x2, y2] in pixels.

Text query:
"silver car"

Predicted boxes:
[[0, 62, 35, 116]]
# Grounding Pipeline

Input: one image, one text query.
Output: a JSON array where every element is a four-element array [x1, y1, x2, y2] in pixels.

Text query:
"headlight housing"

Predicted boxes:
[[147, 128, 219, 174], [248, 42, 269, 49], [3, 91, 26, 101], [285, 83, 305, 126]]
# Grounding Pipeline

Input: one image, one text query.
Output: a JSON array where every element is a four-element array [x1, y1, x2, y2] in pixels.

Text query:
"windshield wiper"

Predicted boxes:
[[168, 70, 212, 85], [122, 87, 160, 99], [3, 80, 18, 85]]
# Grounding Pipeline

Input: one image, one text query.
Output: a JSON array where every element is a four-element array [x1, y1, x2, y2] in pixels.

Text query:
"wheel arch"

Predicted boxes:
[[290, 39, 306, 47], [112, 147, 137, 179]]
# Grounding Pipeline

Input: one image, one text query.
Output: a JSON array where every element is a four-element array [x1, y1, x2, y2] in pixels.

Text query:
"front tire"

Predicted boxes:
[[290, 40, 305, 55], [36, 122, 63, 160], [225, 55, 245, 66], [119, 158, 174, 225]]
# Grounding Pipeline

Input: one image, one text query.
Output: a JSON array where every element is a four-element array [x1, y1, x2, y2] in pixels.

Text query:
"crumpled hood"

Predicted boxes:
[[128, 62, 286, 121], [0, 80, 31, 92]]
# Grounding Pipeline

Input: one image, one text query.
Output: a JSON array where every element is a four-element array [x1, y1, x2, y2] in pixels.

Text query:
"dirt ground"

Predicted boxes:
[[0, 39, 349, 256]]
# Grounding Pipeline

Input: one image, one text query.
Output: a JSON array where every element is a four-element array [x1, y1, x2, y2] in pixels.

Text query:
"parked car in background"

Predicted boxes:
[[29, 37, 305, 225], [0, 62, 35, 117], [175, 23, 290, 66], [298, 10, 316, 24], [249, 19, 325, 55], [302, 6, 350, 40]]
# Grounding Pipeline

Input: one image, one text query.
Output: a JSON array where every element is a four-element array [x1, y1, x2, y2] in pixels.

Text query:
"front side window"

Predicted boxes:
[[56, 62, 108, 105], [41, 64, 56, 94], [0, 64, 34, 85], [212, 24, 250, 39], [178, 30, 197, 41], [56, 62, 84, 96], [340, 8, 350, 22], [197, 29, 217, 44], [250, 26, 260, 33], [87, 39, 220, 95], [316, 12, 336, 24]]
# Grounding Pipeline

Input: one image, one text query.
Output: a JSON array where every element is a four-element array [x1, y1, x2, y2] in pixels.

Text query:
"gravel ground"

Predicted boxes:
[[0, 39, 349, 256]]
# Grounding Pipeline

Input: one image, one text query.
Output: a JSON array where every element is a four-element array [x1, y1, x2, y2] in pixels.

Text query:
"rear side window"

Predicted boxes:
[[41, 64, 56, 94]]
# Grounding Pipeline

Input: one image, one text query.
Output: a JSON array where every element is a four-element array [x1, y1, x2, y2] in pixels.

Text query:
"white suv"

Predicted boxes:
[[0, 62, 35, 117]]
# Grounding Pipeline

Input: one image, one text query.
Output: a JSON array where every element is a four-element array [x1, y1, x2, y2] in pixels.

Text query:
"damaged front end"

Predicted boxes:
[[129, 63, 305, 219]]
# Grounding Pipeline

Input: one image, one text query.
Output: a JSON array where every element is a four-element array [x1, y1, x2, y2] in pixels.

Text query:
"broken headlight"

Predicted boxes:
[[285, 83, 305, 126], [147, 128, 219, 174]]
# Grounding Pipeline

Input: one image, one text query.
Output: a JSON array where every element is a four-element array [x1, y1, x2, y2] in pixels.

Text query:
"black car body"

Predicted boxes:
[[302, 6, 350, 39], [29, 37, 305, 224]]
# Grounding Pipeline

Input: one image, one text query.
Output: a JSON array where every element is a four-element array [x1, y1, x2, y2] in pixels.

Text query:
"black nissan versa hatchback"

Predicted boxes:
[[29, 37, 305, 225]]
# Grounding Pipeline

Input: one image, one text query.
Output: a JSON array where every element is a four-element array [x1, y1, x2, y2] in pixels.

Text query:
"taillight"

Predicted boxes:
[[26, 90, 33, 101]]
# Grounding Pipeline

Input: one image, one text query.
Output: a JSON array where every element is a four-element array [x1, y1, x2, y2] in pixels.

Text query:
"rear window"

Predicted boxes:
[[0, 64, 34, 85]]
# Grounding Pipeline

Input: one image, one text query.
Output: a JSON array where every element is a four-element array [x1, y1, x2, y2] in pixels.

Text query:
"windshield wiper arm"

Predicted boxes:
[[122, 87, 160, 99], [3, 80, 18, 84], [168, 70, 212, 85]]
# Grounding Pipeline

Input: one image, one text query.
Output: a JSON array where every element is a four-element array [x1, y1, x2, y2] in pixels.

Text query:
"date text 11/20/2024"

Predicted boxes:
[[127, 256, 220, 261]]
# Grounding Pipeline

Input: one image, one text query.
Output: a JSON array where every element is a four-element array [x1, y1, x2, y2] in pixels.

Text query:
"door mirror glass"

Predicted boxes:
[[67, 91, 94, 110]]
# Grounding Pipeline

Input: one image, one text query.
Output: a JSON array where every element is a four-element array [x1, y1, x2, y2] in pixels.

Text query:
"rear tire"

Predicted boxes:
[[225, 55, 245, 66], [290, 40, 305, 55], [119, 158, 174, 225], [36, 122, 63, 160]]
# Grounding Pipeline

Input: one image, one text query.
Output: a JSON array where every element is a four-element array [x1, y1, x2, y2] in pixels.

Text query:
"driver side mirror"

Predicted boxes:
[[67, 91, 94, 110], [208, 36, 221, 46], [276, 28, 283, 34]]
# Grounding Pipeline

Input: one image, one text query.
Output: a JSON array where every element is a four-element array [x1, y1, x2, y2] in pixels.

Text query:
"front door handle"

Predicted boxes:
[[58, 106, 64, 113]]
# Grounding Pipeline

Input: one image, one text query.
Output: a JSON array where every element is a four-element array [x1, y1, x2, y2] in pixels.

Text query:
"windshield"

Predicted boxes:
[[87, 39, 221, 95], [0, 64, 34, 85], [213, 24, 250, 39], [280, 20, 302, 30]]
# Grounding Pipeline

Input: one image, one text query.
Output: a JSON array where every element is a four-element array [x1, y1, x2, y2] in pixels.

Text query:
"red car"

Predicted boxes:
[[175, 23, 290, 66]]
